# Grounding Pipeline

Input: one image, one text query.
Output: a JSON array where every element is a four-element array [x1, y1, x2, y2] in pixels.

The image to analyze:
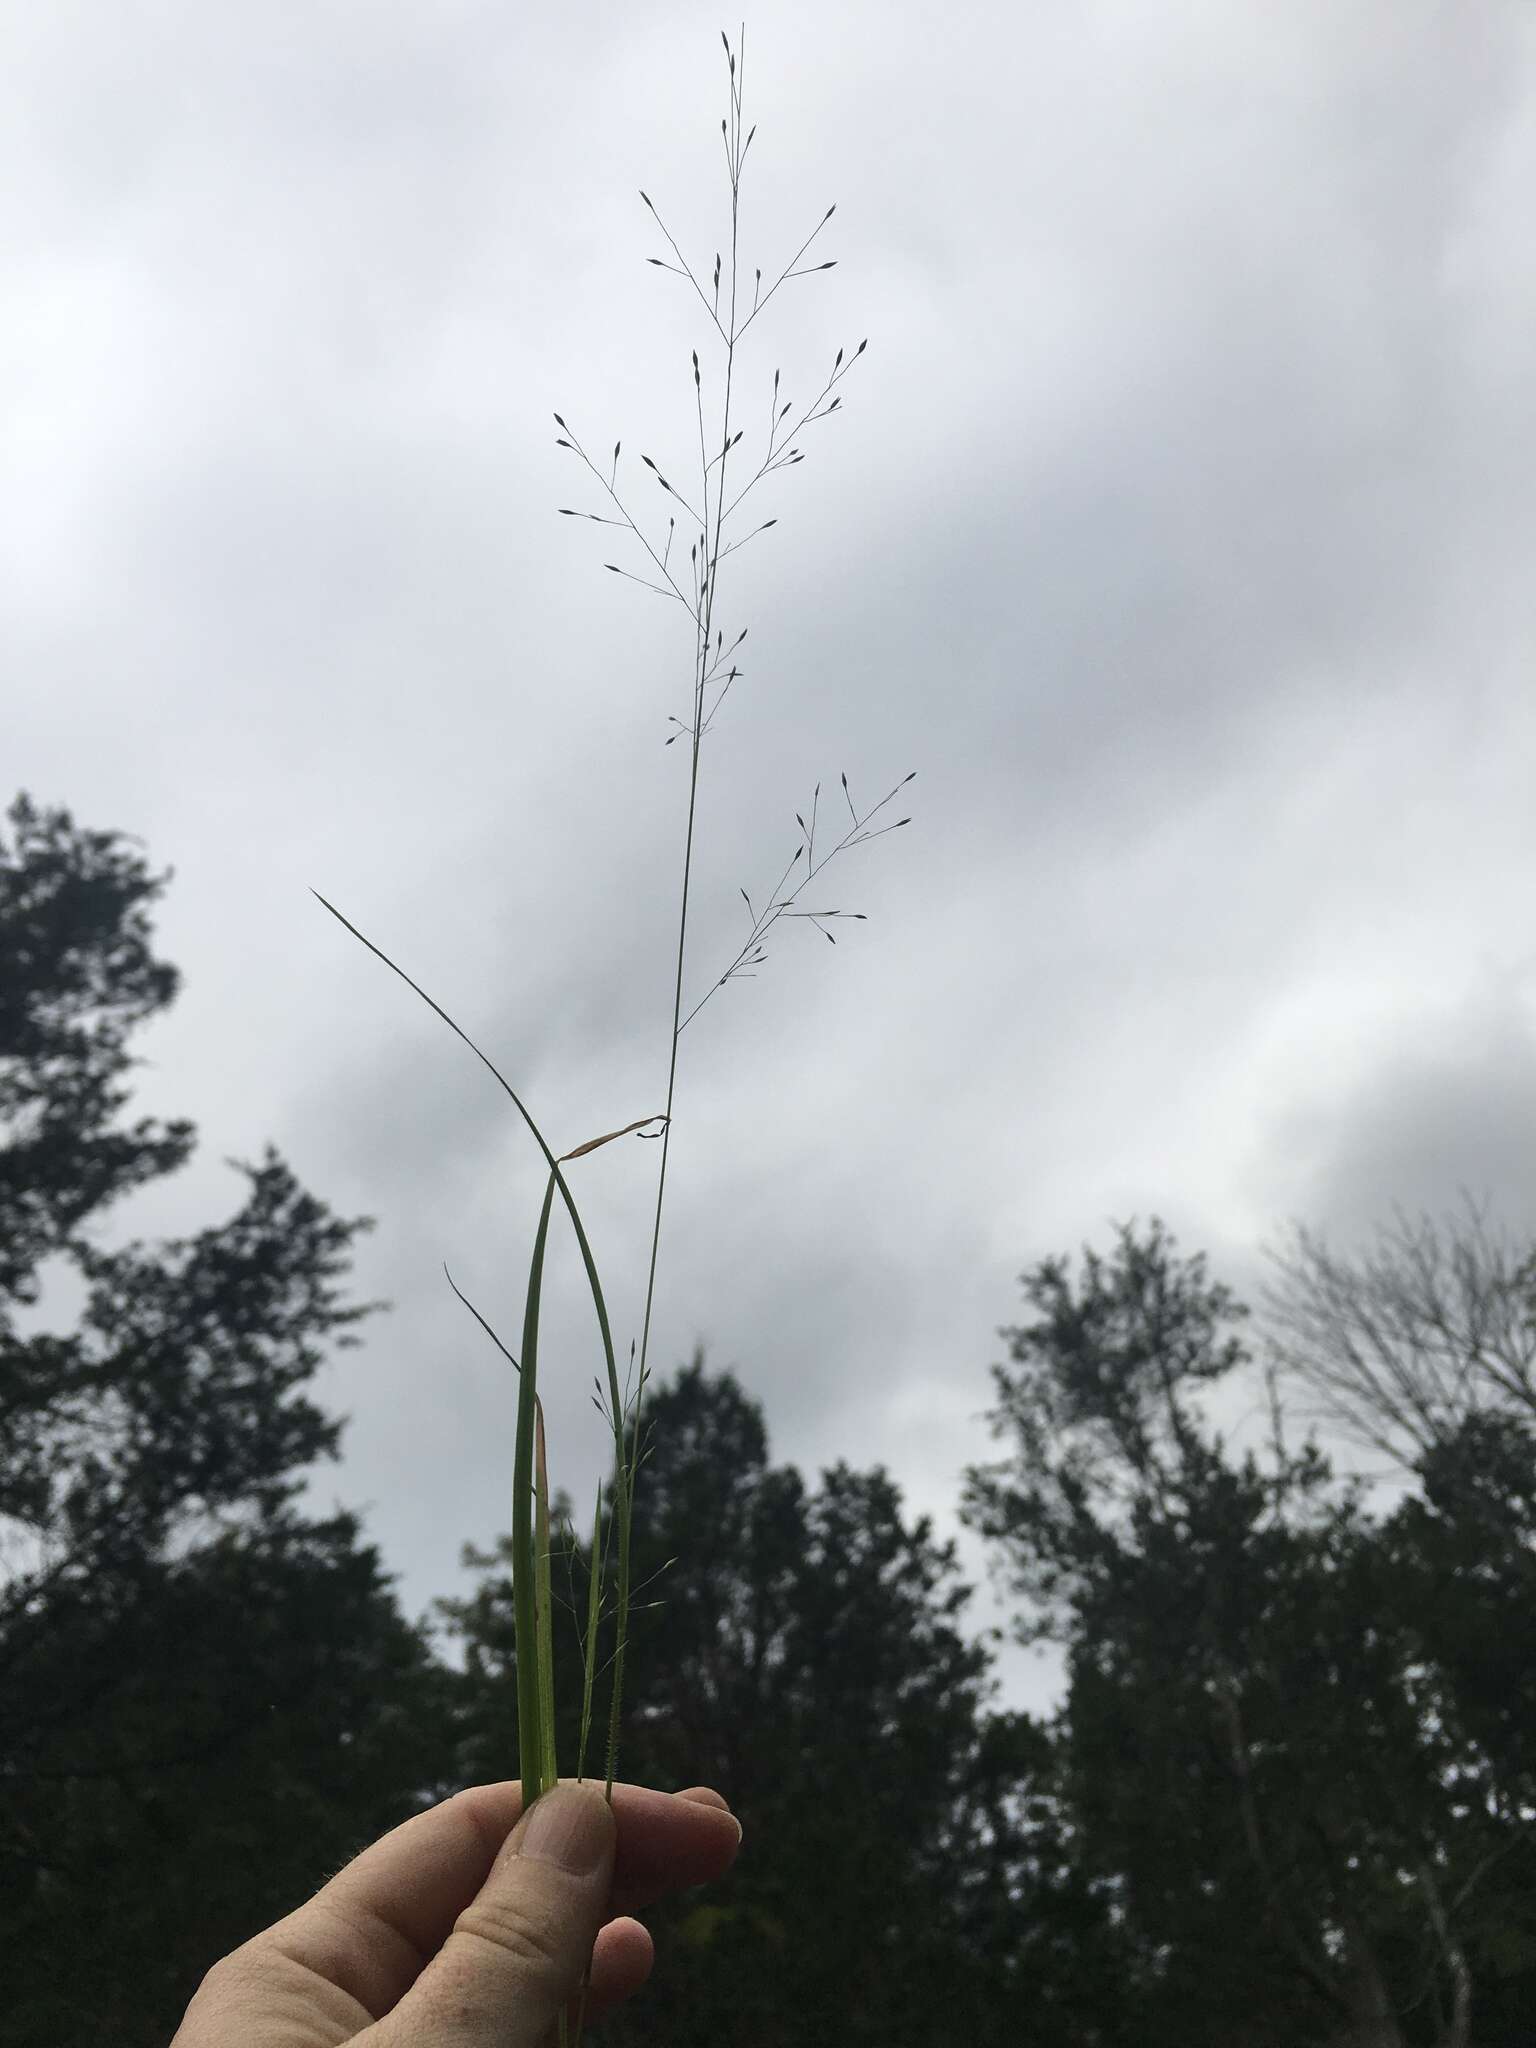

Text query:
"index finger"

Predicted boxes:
[[445, 1781, 740, 1919], [261, 1780, 740, 2020]]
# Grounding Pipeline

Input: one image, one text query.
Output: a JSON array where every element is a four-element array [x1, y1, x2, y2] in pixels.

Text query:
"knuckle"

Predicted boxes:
[[188, 1942, 260, 2004], [454, 1891, 571, 1981]]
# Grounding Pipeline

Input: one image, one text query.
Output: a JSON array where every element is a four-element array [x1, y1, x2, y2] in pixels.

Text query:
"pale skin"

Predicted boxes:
[[172, 1779, 742, 2048]]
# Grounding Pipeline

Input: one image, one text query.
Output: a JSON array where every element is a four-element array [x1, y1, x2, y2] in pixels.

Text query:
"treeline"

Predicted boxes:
[[2, 792, 1533, 2048]]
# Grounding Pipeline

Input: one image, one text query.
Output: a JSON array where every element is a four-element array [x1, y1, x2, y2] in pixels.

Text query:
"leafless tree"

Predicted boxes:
[[1259, 1193, 1536, 1477]]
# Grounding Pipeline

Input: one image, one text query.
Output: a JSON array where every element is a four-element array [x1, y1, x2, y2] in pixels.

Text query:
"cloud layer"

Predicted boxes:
[[6, 0, 1535, 1712]]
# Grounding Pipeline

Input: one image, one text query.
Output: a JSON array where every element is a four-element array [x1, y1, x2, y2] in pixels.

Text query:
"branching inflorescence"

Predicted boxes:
[[314, 32, 911, 2045]]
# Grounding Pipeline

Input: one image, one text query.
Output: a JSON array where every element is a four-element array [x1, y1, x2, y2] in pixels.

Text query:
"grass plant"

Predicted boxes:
[[315, 26, 909, 2035]]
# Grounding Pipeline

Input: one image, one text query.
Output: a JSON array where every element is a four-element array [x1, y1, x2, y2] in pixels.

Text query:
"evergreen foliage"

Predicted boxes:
[[3, 796, 1532, 2046]]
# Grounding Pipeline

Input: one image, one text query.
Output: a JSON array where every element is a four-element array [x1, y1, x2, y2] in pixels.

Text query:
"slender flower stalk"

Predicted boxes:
[[556, 25, 897, 1808], [317, 40, 908, 2048]]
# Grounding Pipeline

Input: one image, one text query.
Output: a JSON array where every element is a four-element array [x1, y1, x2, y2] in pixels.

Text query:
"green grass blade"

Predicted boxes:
[[514, 1170, 558, 1811], [311, 894, 640, 1776], [534, 1396, 559, 1793], [576, 1483, 605, 1781], [312, 890, 634, 1698]]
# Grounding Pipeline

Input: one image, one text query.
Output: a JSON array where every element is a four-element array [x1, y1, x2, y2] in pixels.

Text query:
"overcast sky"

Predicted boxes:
[[6, 0, 1536, 1718]]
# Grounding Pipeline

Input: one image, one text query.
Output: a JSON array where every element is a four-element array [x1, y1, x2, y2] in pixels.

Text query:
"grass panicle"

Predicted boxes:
[[555, 37, 906, 1818], [316, 41, 910, 2040]]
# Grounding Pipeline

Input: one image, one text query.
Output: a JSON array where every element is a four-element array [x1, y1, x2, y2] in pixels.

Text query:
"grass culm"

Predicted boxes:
[[314, 26, 911, 2041]]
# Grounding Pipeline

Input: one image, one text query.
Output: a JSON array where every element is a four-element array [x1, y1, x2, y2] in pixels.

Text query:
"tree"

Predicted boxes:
[[962, 1218, 1536, 2047], [1260, 1197, 1536, 1477], [0, 795, 456, 2048], [0, 791, 194, 1313], [1364, 1409, 1536, 2040], [441, 1358, 1139, 2046]]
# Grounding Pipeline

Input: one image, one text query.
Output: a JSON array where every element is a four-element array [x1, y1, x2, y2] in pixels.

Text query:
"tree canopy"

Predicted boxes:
[[0, 796, 455, 2047], [3, 792, 1532, 2048], [963, 1218, 1536, 2046], [441, 1358, 1143, 2047]]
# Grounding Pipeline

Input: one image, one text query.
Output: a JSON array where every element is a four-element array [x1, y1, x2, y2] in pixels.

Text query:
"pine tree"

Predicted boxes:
[[0, 795, 457, 2048]]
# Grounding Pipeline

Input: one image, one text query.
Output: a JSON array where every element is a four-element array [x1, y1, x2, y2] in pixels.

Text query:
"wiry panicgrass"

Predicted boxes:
[[315, 28, 910, 2040]]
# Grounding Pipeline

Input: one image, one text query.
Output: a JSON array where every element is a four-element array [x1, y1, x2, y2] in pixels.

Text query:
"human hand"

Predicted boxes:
[[171, 1779, 741, 2047]]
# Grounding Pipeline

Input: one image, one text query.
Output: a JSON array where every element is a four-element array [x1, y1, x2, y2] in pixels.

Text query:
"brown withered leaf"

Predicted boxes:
[[559, 1114, 668, 1162]]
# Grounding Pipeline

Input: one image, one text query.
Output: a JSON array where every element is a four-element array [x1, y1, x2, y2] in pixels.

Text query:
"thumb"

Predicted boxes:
[[375, 1781, 616, 2048]]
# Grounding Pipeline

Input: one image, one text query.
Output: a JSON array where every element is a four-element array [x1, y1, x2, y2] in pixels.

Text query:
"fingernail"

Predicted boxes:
[[517, 1784, 613, 1876], [678, 1787, 742, 1841]]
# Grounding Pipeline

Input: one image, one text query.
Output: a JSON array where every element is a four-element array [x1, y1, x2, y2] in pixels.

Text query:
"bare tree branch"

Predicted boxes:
[[1258, 1194, 1536, 1477]]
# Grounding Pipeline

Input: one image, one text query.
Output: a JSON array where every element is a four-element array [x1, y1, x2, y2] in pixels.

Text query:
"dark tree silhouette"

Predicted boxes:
[[0, 795, 456, 2048], [442, 1358, 1141, 2047], [963, 1218, 1536, 2047]]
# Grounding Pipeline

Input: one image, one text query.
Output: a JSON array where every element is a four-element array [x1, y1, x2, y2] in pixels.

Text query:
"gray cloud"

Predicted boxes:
[[5, 0, 1535, 1718]]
